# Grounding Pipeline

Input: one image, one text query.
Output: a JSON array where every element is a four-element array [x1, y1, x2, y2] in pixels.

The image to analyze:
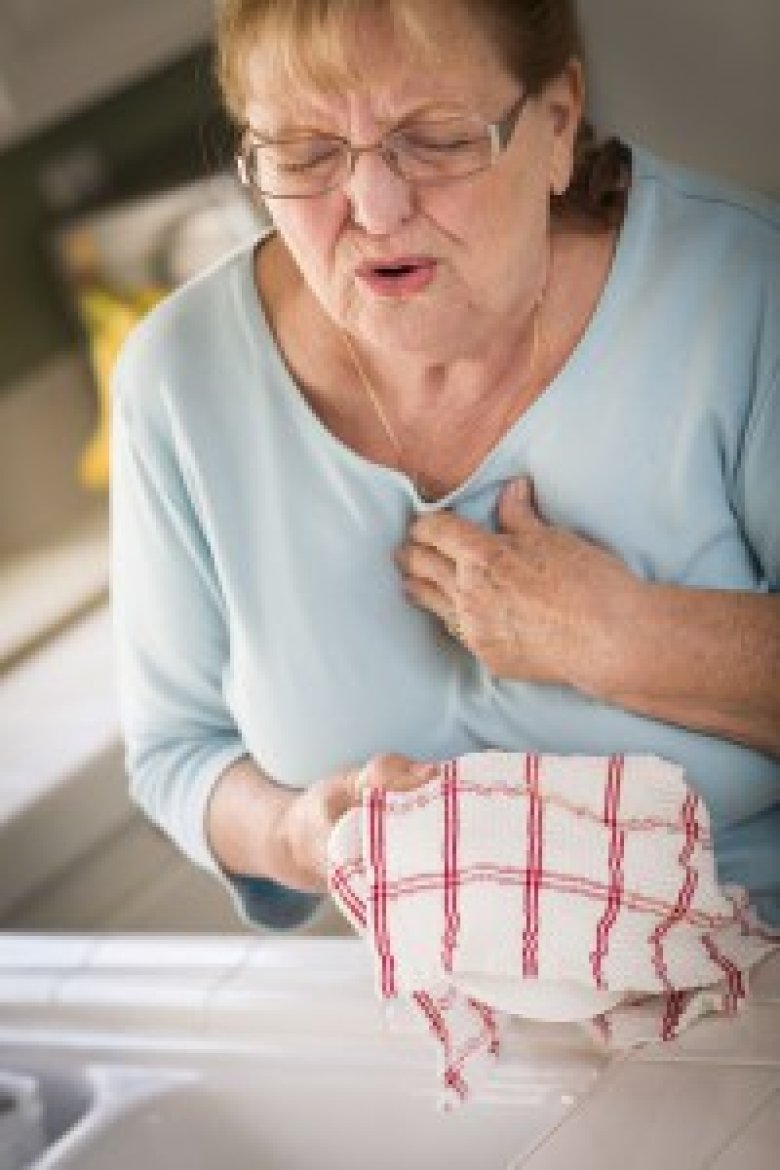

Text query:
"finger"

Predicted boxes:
[[354, 754, 439, 801], [497, 476, 542, 534], [395, 540, 457, 592], [407, 510, 489, 560], [402, 573, 455, 626]]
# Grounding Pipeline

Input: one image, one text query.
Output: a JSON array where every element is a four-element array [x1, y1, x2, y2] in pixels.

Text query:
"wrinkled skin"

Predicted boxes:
[[396, 476, 640, 693]]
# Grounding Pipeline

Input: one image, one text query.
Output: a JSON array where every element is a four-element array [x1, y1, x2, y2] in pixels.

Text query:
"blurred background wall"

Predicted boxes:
[[0, 0, 777, 934], [0, 52, 228, 387], [0, 0, 777, 398], [580, 0, 779, 199]]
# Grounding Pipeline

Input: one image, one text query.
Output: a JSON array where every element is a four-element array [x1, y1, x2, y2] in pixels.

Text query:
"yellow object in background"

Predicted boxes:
[[77, 285, 166, 490]]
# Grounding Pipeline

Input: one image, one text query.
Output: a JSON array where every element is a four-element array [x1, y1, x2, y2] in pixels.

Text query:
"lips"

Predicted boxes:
[[356, 256, 438, 297]]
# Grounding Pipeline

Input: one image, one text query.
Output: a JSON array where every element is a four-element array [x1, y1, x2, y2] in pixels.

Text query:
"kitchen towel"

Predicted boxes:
[[327, 751, 779, 1109]]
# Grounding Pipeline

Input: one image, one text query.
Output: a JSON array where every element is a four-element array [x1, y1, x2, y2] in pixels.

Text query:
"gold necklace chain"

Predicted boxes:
[[341, 263, 549, 497], [341, 330, 405, 461]]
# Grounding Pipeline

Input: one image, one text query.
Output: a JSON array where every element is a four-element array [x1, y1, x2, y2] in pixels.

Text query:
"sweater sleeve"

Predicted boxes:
[[110, 347, 247, 877]]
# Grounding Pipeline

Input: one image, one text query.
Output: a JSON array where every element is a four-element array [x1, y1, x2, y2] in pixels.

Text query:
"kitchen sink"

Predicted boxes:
[[0, 1059, 189, 1170], [1, 934, 777, 1169], [0, 1045, 586, 1170]]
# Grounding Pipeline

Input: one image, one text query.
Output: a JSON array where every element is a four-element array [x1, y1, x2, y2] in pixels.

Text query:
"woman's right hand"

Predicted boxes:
[[280, 753, 439, 891]]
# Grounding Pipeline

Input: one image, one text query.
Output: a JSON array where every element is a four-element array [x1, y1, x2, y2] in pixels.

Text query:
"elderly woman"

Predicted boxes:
[[112, 0, 780, 929]]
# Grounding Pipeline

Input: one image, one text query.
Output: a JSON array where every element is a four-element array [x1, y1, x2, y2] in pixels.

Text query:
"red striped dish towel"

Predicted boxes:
[[327, 752, 779, 1109]]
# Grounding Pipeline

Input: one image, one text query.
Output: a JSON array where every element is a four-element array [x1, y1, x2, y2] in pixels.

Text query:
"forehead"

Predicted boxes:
[[241, 1, 511, 129]]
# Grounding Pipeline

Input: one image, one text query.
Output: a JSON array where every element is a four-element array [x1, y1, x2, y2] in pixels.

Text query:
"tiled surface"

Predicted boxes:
[[520, 1062, 780, 1170], [0, 935, 97, 1010], [709, 1087, 780, 1168], [0, 936, 370, 1038], [85, 935, 253, 969], [0, 971, 66, 1007], [751, 950, 780, 1002], [204, 938, 381, 1037], [635, 1002, 780, 1066], [0, 936, 364, 1032], [0, 933, 779, 1168], [49, 935, 253, 1029], [52, 968, 225, 1016], [0, 934, 95, 969]]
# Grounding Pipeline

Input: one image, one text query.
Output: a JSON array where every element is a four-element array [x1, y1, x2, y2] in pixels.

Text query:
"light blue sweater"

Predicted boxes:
[[112, 147, 780, 925]]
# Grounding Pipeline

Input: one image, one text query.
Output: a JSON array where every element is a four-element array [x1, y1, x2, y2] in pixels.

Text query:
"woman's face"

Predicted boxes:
[[241, 1, 581, 362]]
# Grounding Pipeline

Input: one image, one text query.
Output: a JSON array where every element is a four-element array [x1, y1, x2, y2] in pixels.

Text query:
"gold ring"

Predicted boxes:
[[445, 614, 463, 640]]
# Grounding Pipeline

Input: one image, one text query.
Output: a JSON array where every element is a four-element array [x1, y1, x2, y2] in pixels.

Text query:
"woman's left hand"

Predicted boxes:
[[396, 476, 640, 692]]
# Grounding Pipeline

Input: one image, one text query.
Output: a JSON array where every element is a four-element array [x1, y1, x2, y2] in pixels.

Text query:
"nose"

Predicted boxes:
[[344, 147, 414, 235]]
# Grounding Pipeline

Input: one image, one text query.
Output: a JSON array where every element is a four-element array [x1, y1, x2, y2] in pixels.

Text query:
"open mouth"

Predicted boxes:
[[358, 258, 437, 295], [373, 263, 419, 277]]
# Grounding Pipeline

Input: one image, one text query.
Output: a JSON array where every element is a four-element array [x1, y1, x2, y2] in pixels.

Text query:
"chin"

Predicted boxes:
[[353, 301, 476, 360]]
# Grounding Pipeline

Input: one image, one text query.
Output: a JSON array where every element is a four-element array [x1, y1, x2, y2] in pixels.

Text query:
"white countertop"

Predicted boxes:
[[0, 936, 778, 1169]]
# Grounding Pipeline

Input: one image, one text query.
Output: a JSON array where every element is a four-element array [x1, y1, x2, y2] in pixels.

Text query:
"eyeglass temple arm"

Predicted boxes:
[[490, 92, 528, 156]]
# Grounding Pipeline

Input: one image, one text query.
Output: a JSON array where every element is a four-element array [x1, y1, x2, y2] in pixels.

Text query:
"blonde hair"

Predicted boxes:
[[216, 0, 426, 119], [215, 0, 630, 225]]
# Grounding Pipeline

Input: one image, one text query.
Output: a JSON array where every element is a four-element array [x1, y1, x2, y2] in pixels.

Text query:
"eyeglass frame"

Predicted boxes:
[[235, 91, 529, 199]]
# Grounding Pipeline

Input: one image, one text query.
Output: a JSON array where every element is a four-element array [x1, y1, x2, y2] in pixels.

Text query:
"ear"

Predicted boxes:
[[545, 57, 584, 196]]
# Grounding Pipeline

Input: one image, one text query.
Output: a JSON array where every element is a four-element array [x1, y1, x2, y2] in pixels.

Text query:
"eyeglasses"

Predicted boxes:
[[236, 92, 528, 199]]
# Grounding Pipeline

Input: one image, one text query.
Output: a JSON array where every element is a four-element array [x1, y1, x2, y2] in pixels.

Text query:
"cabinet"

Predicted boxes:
[[0, 0, 213, 149]]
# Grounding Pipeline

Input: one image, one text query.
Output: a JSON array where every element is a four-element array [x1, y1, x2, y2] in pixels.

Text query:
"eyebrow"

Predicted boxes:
[[245, 100, 482, 143]]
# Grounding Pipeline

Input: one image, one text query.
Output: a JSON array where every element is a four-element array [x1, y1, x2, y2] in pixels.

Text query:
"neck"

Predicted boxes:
[[344, 251, 551, 429], [339, 258, 549, 501], [257, 218, 618, 499]]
